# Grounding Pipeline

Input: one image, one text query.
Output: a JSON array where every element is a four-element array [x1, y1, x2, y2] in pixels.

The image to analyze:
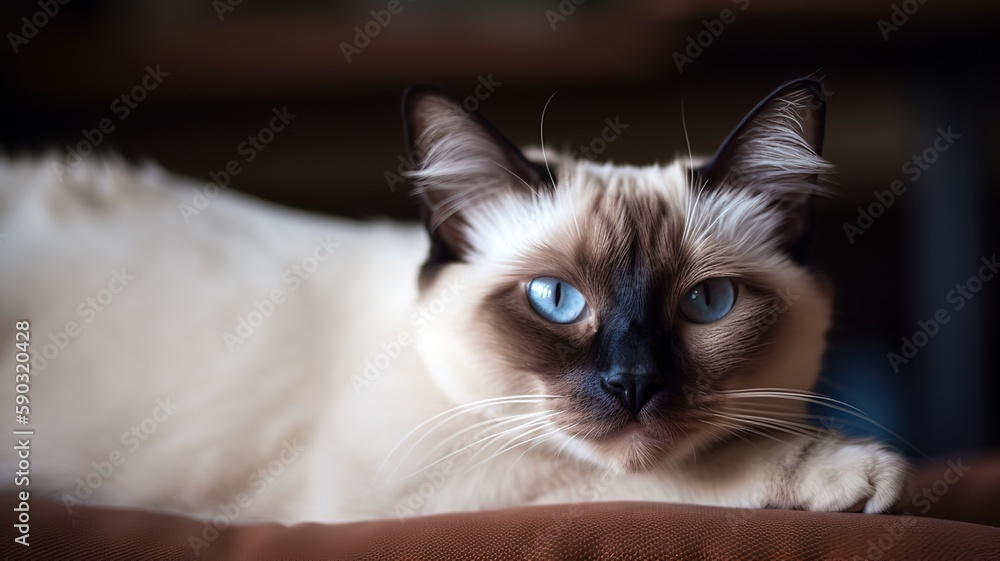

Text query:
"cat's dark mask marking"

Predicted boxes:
[[402, 85, 555, 287], [692, 78, 829, 263]]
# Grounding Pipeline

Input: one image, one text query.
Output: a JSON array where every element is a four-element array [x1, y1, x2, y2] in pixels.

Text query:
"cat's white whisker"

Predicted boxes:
[[383, 411, 552, 482], [699, 418, 755, 448], [705, 416, 806, 447], [721, 388, 867, 414], [553, 425, 589, 461], [723, 404, 831, 419], [712, 412, 823, 442], [400, 411, 562, 480], [464, 422, 563, 475], [722, 389, 927, 457], [493, 161, 538, 196], [424, 410, 552, 458], [373, 395, 559, 482], [717, 411, 824, 436], [383, 401, 551, 481], [673, 424, 698, 471], [724, 406, 891, 435], [502, 422, 578, 484], [539, 91, 558, 187], [681, 100, 696, 194], [467, 416, 557, 461]]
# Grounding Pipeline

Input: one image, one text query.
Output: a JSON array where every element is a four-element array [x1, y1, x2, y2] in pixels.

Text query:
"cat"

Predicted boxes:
[[0, 78, 907, 525]]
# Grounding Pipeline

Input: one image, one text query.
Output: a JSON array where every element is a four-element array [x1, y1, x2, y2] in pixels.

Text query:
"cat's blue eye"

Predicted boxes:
[[679, 278, 736, 323], [527, 277, 588, 324]]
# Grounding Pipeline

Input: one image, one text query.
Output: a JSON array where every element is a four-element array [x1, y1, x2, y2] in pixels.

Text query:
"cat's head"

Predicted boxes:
[[403, 80, 834, 472]]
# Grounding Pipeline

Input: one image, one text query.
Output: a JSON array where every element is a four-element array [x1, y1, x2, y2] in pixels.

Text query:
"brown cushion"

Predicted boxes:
[[911, 453, 1000, 527], [3, 499, 998, 559], [2, 455, 998, 560]]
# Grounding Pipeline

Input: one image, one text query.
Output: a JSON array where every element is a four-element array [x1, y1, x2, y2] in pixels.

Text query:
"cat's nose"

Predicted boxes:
[[600, 371, 666, 416]]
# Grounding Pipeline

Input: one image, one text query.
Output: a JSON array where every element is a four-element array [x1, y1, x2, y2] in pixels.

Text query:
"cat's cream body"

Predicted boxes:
[[0, 155, 902, 524], [1, 80, 908, 524]]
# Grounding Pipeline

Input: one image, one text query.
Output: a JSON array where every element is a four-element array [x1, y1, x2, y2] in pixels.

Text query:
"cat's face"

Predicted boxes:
[[405, 81, 834, 472]]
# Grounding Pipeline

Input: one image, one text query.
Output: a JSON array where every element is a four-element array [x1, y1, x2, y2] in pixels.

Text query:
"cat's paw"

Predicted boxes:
[[779, 438, 909, 513]]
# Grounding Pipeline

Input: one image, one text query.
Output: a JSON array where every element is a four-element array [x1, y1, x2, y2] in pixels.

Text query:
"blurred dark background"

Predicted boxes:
[[1, 0, 997, 458]]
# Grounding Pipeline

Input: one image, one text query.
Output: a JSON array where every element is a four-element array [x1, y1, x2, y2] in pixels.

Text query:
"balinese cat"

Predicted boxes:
[[0, 78, 907, 525]]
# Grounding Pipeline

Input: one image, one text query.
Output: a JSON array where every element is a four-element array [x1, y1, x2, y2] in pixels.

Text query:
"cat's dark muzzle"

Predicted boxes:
[[599, 370, 668, 417]]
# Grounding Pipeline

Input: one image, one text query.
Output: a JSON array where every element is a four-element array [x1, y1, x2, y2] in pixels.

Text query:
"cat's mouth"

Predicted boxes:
[[613, 421, 646, 438], [568, 419, 671, 472], [547, 393, 686, 471], [593, 428, 664, 471]]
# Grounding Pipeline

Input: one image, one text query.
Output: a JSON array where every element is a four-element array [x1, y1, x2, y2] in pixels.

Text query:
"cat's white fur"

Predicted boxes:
[[0, 151, 907, 524]]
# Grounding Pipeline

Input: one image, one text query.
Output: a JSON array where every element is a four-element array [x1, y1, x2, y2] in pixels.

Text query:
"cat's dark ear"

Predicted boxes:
[[403, 86, 550, 263], [694, 78, 833, 260]]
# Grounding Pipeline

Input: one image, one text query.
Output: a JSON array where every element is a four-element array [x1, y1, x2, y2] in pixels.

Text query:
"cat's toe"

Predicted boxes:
[[792, 438, 909, 513]]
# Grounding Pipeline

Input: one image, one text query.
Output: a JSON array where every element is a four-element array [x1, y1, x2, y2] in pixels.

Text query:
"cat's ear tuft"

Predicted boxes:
[[695, 78, 834, 259], [403, 86, 549, 262], [697, 78, 832, 194]]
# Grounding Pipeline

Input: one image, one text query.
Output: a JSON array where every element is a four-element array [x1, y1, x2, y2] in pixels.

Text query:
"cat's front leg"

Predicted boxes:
[[743, 434, 910, 513]]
